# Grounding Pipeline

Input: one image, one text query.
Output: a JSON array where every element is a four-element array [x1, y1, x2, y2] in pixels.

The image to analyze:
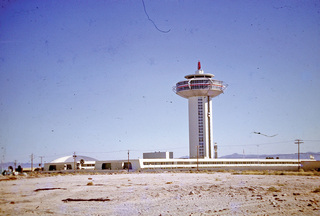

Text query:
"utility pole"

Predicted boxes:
[[1, 146, 6, 173], [30, 153, 34, 172], [73, 152, 77, 171], [256, 145, 260, 165], [214, 142, 218, 159], [127, 150, 130, 173], [196, 145, 199, 172], [295, 139, 303, 171], [39, 156, 44, 168], [14, 160, 17, 170]]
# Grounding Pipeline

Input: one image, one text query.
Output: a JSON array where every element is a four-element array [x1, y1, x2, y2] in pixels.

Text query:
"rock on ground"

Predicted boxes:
[[0, 172, 320, 215]]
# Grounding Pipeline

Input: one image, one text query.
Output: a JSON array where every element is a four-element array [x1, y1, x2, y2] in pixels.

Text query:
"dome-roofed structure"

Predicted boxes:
[[44, 155, 97, 171], [50, 155, 97, 163]]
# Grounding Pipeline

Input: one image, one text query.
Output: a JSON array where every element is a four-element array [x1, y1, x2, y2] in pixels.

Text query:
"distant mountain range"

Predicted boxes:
[[220, 152, 320, 160], [179, 152, 320, 160], [1, 162, 39, 171]]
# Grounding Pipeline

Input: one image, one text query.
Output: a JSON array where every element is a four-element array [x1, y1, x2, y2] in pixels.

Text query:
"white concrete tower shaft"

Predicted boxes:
[[188, 96, 213, 158], [174, 62, 226, 159]]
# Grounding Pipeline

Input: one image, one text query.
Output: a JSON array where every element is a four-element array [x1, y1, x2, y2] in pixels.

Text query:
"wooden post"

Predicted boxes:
[[295, 139, 303, 171], [31, 154, 33, 172], [127, 150, 130, 173], [73, 152, 77, 171]]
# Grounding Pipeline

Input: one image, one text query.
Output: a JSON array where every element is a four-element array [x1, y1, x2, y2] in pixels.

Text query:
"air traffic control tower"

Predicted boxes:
[[174, 62, 227, 159]]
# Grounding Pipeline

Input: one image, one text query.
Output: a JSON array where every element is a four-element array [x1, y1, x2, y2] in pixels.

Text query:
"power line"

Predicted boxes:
[[221, 139, 320, 148], [303, 140, 320, 142], [220, 141, 293, 147], [42, 139, 318, 158], [11, 139, 319, 163], [78, 150, 128, 154], [77, 146, 187, 155]]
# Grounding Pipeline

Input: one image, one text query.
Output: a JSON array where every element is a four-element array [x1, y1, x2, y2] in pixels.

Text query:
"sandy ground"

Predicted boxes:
[[0, 172, 320, 215]]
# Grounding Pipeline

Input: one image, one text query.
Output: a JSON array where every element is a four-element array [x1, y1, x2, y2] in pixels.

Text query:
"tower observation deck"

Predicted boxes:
[[174, 62, 227, 159]]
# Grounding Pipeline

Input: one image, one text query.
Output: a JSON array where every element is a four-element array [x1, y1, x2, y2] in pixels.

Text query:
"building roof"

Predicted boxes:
[[51, 155, 97, 163], [184, 73, 214, 79]]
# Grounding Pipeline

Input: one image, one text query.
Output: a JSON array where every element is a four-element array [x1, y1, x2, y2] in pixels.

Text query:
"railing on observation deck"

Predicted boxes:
[[173, 79, 226, 93]]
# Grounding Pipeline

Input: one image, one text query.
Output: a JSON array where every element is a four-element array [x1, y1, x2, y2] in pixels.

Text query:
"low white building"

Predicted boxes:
[[94, 158, 317, 171], [44, 155, 318, 172], [44, 155, 97, 171]]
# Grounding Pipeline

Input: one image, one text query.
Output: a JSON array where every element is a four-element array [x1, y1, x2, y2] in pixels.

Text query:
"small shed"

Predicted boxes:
[[95, 159, 141, 171], [143, 152, 173, 159]]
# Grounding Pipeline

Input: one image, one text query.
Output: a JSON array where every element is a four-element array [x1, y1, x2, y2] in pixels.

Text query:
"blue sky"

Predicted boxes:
[[1, 0, 319, 164]]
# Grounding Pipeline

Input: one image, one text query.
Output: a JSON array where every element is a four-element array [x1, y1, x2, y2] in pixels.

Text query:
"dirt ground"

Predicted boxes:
[[0, 172, 320, 215]]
